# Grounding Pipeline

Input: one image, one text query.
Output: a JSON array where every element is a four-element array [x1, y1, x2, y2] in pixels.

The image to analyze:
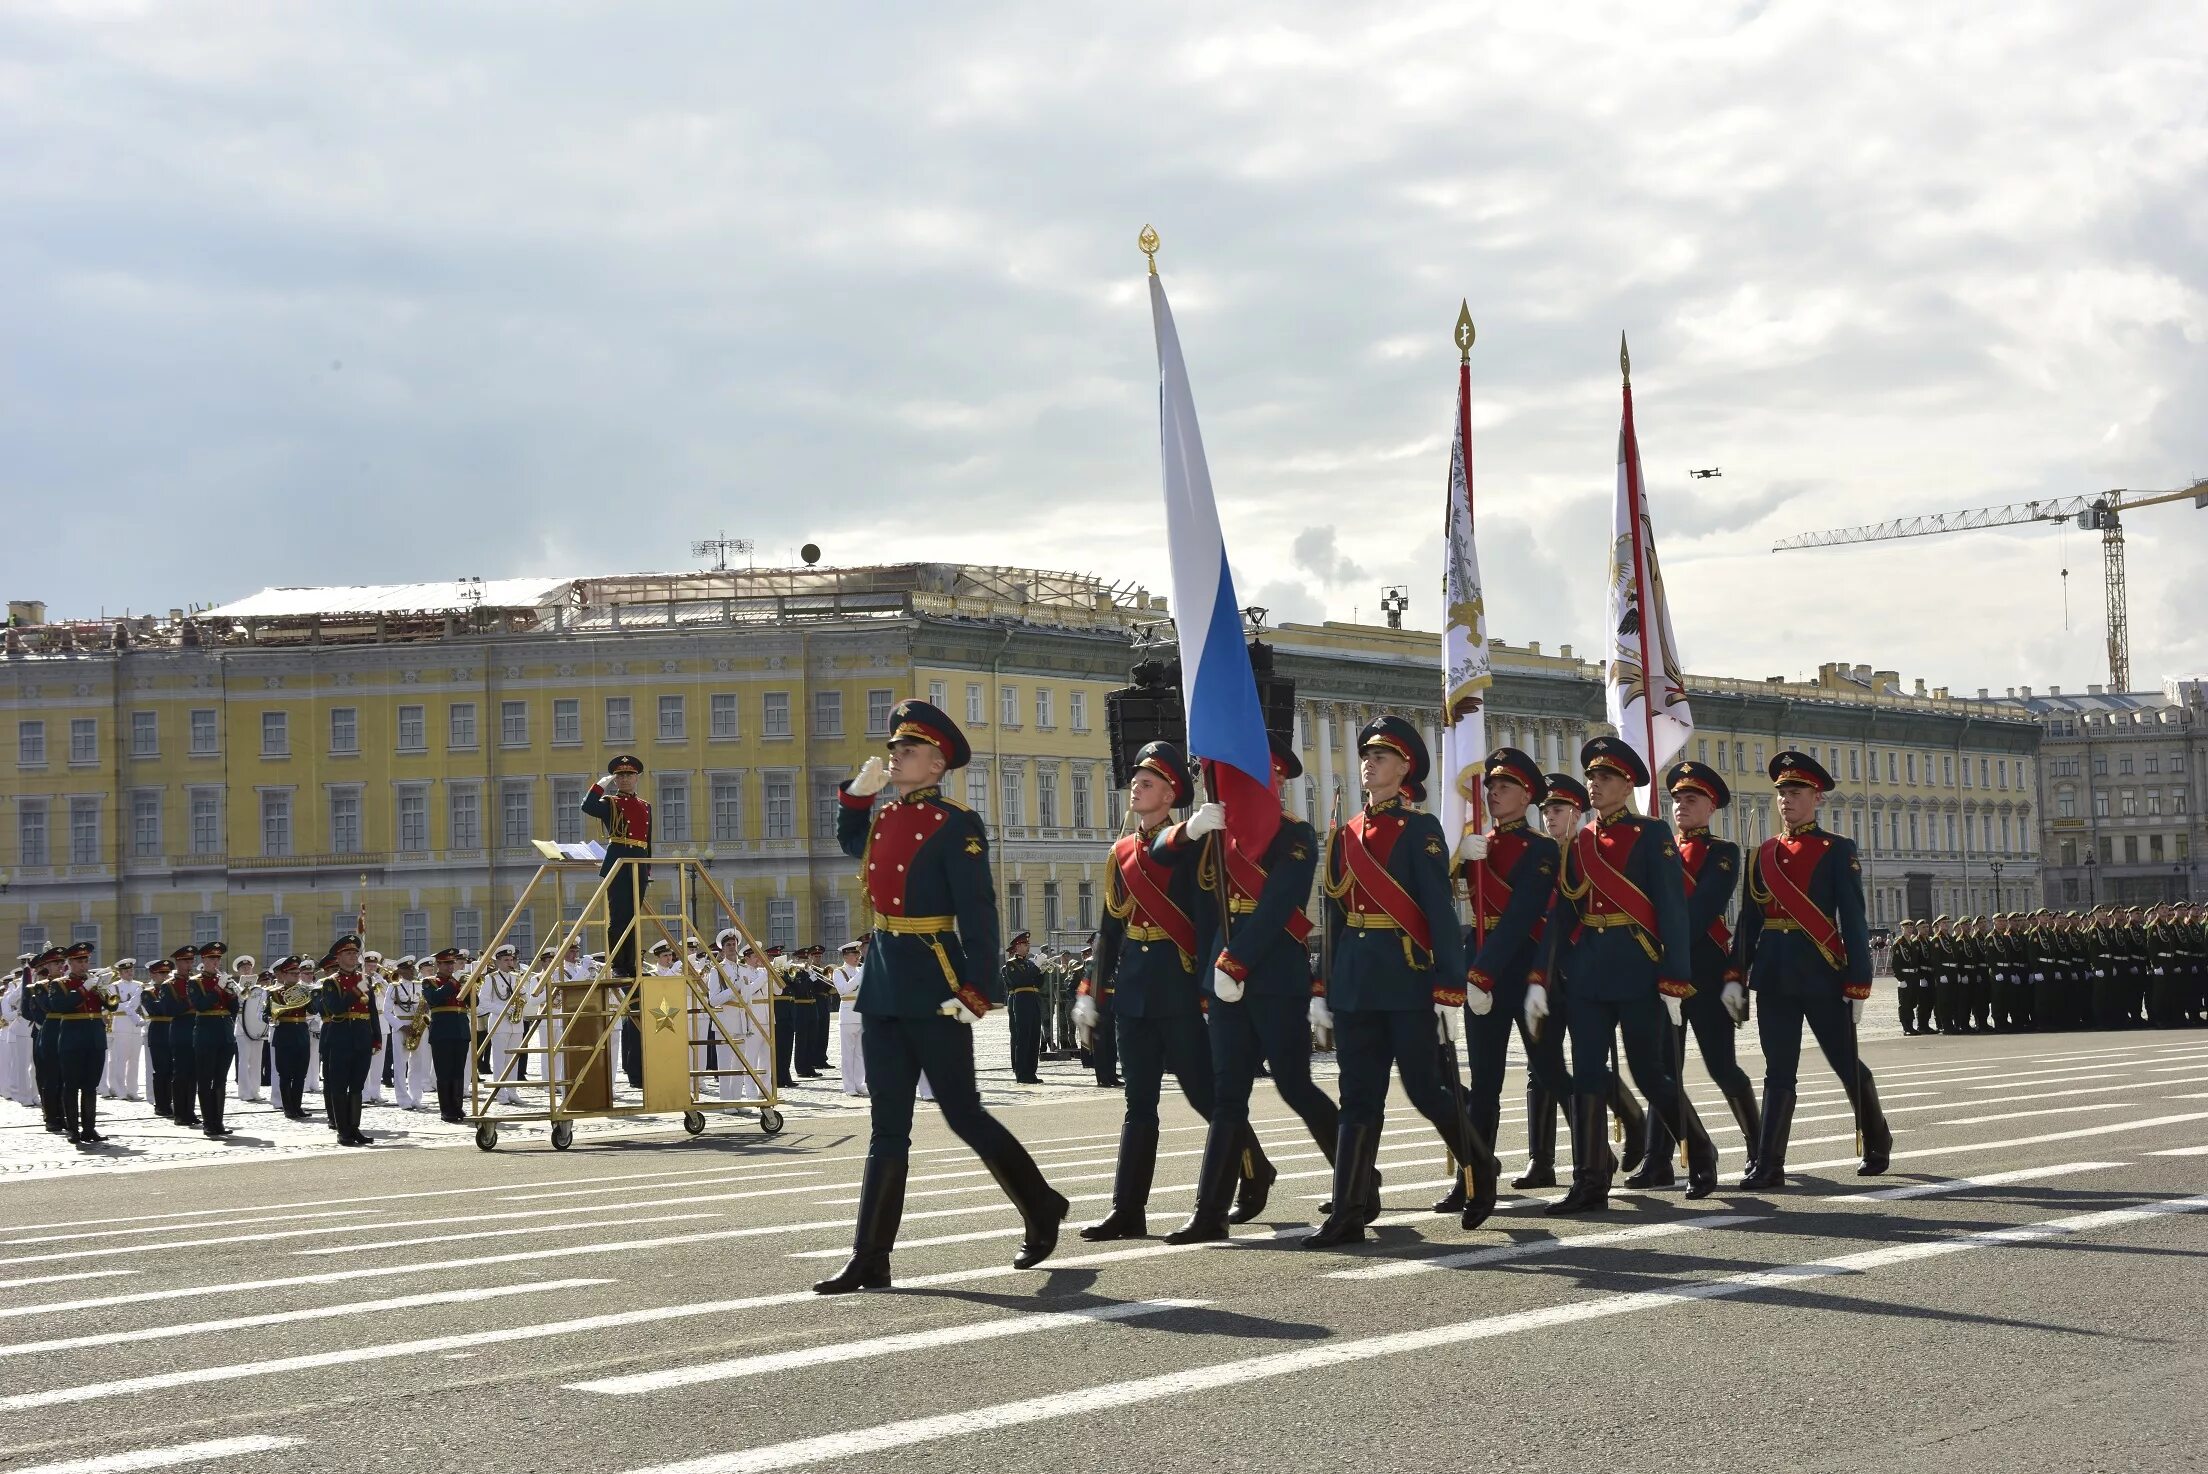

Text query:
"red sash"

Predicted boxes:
[[1338, 814, 1435, 952], [1679, 836, 1733, 950], [1115, 835, 1199, 960], [1573, 822, 1660, 937], [1757, 835, 1846, 968], [1225, 840, 1312, 945]]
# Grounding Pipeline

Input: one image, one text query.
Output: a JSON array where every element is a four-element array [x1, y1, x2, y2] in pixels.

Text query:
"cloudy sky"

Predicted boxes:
[[6, 1, 2205, 693]]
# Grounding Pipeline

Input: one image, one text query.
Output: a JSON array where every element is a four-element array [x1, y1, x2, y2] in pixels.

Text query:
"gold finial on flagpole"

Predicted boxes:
[[1619, 331, 1631, 386], [1138, 224, 1160, 275], [1455, 300, 1476, 363]]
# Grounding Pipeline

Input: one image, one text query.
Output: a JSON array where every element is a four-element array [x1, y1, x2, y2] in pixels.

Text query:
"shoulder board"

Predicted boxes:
[[930, 793, 973, 813]]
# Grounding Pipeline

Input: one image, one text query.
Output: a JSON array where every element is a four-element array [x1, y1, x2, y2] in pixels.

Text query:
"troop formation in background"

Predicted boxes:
[[1888, 905, 2208, 1036]]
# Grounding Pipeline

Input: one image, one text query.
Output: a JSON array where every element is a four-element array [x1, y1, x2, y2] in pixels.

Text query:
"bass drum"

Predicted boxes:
[[238, 984, 272, 1045]]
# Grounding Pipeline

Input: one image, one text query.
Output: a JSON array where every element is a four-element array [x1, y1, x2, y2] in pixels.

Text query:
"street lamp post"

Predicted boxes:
[[2083, 850, 2098, 908]]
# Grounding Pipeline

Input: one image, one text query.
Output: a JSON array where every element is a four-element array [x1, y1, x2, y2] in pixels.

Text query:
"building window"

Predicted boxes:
[[2148, 789, 2163, 817], [501, 701, 529, 747], [2121, 791, 2137, 818], [967, 684, 984, 725], [329, 789, 362, 854], [501, 782, 533, 848], [262, 915, 293, 961], [2094, 792, 2109, 819], [658, 695, 686, 741], [1715, 742, 1728, 773], [2124, 836, 2140, 863], [2118, 755, 2134, 776], [2145, 754, 2161, 774], [16, 801, 50, 866], [657, 775, 690, 842], [509, 908, 536, 957], [65, 718, 95, 764], [553, 779, 584, 843], [452, 909, 483, 954], [812, 774, 841, 836], [1071, 766, 1092, 830], [819, 897, 850, 946], [1042, 881, 1062, 935], [398, 786, 429, 853], [65, 797, 97, 863], [711, 776, 744, 841], [762, 692, 791, 738], [1943, 755, 1954, 785], [2093, 755, 2109, 777], [189, 708, 218, 755], [767, 898, 797, 951], [329, 707, 359, 754], [261, 711, 288, 756], [397, 704, 426, 752], [2175, 786, 2189, 816], [2170, 754, 2186, 774], [2150, 833, 2166, 862], [130, 790, 161, 856], [189, 788, 221, 854], [1944, 814, 1957, 852], [261, 791, 291, 857], [132, 915, 161, 958], [928, 679, 947, 709], [866, 689, 894, 737], [605, 697, 633, 743], [124, 710, 156, 758], [1000, 685, 1019, 728], [1907, 813, 1919, 851], [1848, 748, 1860, 781], [2058, 790, 2076, 819], [449, 703, 478, 750], [813, 690, 843, 737], [710, 694, 740, 740], [764, 772, 796, 838], [1035, 688, 1054, 729], [401, 911, 430, 958], [553, 698, 582, 745], [1071, 691, 1088, 732], [1037, 766, 1059, 829], [1077, 881, 1095, 931], [1735, 742, 1747, 773], [968, 765, 990, 822], [1004, 881, 1026, 934], [449, 787, 481, 849], [1000, 766, 1024, 827]]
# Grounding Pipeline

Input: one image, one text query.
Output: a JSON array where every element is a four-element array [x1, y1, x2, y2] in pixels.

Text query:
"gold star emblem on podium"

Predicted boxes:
[[650, 999, 682, 1033]]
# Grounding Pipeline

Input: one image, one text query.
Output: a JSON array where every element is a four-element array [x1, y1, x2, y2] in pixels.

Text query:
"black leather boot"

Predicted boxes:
[[985, 1144, 1070, 1270], [1513, 1085, 1559, 1190], [814, 1156, 907, 1294], [1852, 1071, 1893, 1176], [1740, 1085, 1795, 1190], [1164, 1122, 1240, 1245], [1609, 1077, 1647, 1175], [1456, 1112, 1499, 1231], [1674, 1091, 1719, 1200], [79, 1087, 104, 1144], [1546, 1094, 1613, 1215], [1079, 1122, 1157, 1241], [1228, 1124, 1277, 1225], [1625, 1101, 1678, 1189], [1304, 1122, 1380, 1248], [1431, 1152, 1467, 1215], [1724, 1085, 1763, 1180]]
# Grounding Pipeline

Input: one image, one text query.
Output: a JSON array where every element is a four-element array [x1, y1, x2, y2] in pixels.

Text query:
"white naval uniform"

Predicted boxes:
[[834, 962, 866, 1095], [234, 967, 267, 1102], [704, 957, 751, 1100], [104, 977, 146, 1100], [385, 977, 430, 1109], [551, 959, 599, 1087], [1, 979, 31, 1105], [362, 976, 388, 1104], [478, 969, 524, 1105]]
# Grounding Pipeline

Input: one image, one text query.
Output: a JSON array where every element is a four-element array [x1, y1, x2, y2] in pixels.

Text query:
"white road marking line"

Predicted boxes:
[[0, 1208, 388, 1249], [1326, 1213, 1764, 1281], [567, 1298, 1207, 1395], [293, 1212, 722, 1254], [0, 1435, 304, 1474], [0, 1270, 138, 1291], [2148, 1144, 2208, 1156], [489, 1167, 822, 1203], [0, 1278, 610, 1359], [1790, 1110, 2208, 1173], [1826, 1161, 2125, 1202], [1968, 1067, 2174, 1090], [614, 1194, 2208, 1474]]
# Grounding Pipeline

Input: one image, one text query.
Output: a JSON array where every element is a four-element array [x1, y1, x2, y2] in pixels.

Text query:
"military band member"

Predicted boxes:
[[186, 941, 239, 1138], [1167, 732, 1338, 1244], [423, 946, 473, 1123], [265, 955, 315, 1120], [311, 935, 381, 1145], [229, 953, 267, 1105], [768, 947, 802, 1088], [814, 699, 1066, 1294], [139, 957, 177, 1117], [1530, 737, 1716, 1211], [384, 957, 429, 1109], [1003, 932, 1045, 1084], [1729, 750, 1891, 1187], [0, 957, 33, 1109], [1077, 741, 1277, 1242], [1889, 919, 1924, 1034], [24, 947, 64, 1133], [49, 942, 110, 1148], [1307, 717, 1498, 1247], [834, 940, 867, 1094], [102, 956, 144, 1102], [1634, 761, 1762, 1186], [804, 946, 836, 1075], [163, 945, 202, 1126]]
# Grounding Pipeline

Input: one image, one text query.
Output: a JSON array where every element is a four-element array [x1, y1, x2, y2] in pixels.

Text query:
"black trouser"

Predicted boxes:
[[273, 1023, 311, 1115], [193, 1019, 236, 1133], [860, 1011, 1033, 1164], [431, 1033, 471, 1120], [1091, 997, 1119, 1082], [620, 1012, 643, 1086], [1336, 1005, 1473, 1150], [320, 1020, 376, 1137], [1755, 988, 1862, 1093], [808, 997, 832, 1071], [1209, 991, 1338, 1153], [774, 1001, 800, 1083], [32, 1037, 61, 1131], [170, 1025, 199, 1122], [606, 870, 649, 982], [1466, 975, 1573, 1153], [59, 1042, 106, 1138], [146, 1021, 174, 1116], [1008, 992, 1043, 1080]]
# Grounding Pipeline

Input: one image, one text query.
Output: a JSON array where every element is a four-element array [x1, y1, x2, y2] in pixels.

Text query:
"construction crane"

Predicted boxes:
[[1773, 479, 2208, 692]]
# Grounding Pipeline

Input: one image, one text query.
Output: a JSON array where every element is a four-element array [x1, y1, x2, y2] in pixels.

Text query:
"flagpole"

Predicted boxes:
[[1620, 334, 1661, 812], [1455, 305, 1489, 945]]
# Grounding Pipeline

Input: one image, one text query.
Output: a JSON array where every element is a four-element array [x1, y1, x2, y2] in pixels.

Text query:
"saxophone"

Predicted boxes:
[[397, 981, 428, 1052]]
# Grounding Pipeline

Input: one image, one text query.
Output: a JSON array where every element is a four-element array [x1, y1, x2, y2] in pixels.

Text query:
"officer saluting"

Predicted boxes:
[[1729, 750, 1892, 1187], [1531, 737, 1717, 1211], [1306, 717, 1497, 1247], [582, 757, 652, 1089], [813, 699, 1066, 1295]]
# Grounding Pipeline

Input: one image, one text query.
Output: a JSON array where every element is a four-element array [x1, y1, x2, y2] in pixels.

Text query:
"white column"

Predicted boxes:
[[1317, 704, 1336, 821]]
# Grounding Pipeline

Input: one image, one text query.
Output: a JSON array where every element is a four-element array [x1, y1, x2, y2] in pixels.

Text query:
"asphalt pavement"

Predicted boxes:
[[0, 1019, 2203, 1474]]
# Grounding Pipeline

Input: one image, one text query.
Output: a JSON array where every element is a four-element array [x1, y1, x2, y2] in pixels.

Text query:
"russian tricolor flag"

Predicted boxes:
[[1148, 269, 1282, 860]]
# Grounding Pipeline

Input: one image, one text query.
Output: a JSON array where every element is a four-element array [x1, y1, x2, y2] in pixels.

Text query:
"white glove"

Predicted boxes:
[[2094, 969, 2106, 980], [849, 756, 891, 797], [1212, 967, 1245, 1004], [1850, 998, 1864, 1024], [1663, 993, 1684, 1027], [1435, 1002, 1460, 1042], [2032, 972, 2045, 984], [1073, 993, 1099, 1050], [1456, 832, 1489, 864], [1722, 981, 1747, 1022], [938, 995, 981, 1025], [1467, 985, 1493, 1016], [1308, 993, 1335, 1045], [1523, 982, 1549, 1033], [1184, 802, 1226, 839]]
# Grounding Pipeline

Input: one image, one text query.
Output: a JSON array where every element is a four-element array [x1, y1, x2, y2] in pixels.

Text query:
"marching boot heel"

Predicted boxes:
[[1679, 1096, 1719, 1200], [1165, 1124, 1241, 1245], [1547, 1094, 1613, 1216], [1227, 1125, 1277, 1225], [1457, 1116, 1499, 1232], [1609, 1077, 1647, 1175], [1854, 1072, 1893, 1176], [985, 1146, 1068, 1270], [1740, 1086, 1795, 1190], [1725, 1085, 1763, 1180], [1625, 1099, 1676, 1189], [814, 1157, 906, 1295], [1512, 1085, 1559, 1190], [1304, 1123, 1378, 1248], [1080, 1122, 1157, 1242]]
